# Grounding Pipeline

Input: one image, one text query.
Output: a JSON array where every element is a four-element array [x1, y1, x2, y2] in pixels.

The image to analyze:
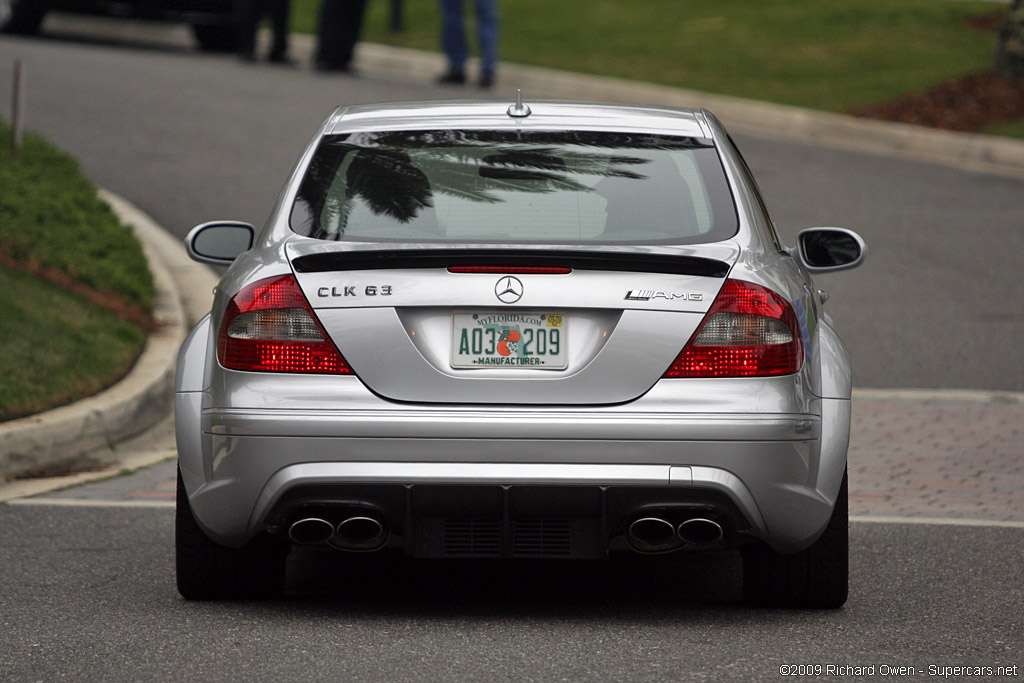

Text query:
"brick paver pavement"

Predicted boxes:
[[849, 394, 1023, 522], [19, 393, 1024, 524]]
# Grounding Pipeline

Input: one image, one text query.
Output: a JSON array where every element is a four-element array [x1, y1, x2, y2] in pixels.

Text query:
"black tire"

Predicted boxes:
[[0, 0, 46, 35], [192, 23, 240, 52], [175, 467, 288, 600], [742, 471, 848, 609]]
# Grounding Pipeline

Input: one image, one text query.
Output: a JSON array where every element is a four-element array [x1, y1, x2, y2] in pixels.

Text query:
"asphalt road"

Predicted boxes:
[[1, 503, 1021, 682], [1, 22, 1022, 682]]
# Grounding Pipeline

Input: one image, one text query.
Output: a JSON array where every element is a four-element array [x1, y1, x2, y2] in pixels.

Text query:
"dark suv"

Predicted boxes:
[[1, 0, 239, 51]]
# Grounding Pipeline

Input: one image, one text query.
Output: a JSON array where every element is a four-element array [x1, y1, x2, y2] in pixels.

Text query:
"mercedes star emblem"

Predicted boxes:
[[494, 276, 524, 304]]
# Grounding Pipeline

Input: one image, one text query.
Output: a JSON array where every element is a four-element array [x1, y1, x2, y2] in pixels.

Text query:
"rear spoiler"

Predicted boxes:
[[292, 249, 729, 278]]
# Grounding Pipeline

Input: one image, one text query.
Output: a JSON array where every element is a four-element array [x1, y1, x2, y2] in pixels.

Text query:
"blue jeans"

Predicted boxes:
[[440, 0, 498, 75]]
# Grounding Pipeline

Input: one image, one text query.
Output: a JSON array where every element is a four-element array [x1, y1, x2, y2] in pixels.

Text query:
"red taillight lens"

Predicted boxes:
[[217, 274, 353, 374], [663, 279, 803, 378]]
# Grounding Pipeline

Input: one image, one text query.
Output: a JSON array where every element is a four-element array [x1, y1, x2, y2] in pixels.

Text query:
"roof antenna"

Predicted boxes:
[[507, 89, 532, 118]]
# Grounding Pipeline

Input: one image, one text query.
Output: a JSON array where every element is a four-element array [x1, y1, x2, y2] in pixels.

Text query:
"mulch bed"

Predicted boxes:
[[852, 71, 1024, 132], [852, 11, 1024, 133]]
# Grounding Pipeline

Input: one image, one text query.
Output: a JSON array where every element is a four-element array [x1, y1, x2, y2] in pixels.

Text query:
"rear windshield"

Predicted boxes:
[[290, 130, 737, 244]]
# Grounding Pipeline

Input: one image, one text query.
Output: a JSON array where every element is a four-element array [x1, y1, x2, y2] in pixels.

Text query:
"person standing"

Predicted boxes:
[[237, 0, 292, 63], [314, 0, 370, 73], [437, 0, 498, 88]]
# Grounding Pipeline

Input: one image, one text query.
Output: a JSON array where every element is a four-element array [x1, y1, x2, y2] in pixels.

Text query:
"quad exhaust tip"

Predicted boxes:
[[288, 514, 390, 551], [627, 517, 678, 552], [288, 517, 335, 545], [330, 516, 389, 552], [677, 518, 723, 546], [627, 516, 725, 553]]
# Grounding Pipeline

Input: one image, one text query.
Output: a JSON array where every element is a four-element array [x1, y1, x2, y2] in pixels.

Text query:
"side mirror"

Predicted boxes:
[[792, 228, 867, 273], [185, 221, 255, 265]]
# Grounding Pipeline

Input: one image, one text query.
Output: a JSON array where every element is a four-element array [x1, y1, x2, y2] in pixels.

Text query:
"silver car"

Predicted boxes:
[[175, 97, 866, 608]]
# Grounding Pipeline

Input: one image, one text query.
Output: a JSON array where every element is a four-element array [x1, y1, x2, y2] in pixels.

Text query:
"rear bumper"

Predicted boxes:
[[178, 396, 850, 555], [256, 462, 762, 559]]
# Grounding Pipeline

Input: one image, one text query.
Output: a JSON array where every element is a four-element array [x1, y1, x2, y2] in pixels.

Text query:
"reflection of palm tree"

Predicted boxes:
[[295, 130, 708, 238], [346, 150, 434, 222]]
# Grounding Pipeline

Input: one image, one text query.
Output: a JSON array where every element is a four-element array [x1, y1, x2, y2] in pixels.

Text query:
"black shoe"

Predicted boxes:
[[437, 70, 466, 85], [478, 71, 495, 89]]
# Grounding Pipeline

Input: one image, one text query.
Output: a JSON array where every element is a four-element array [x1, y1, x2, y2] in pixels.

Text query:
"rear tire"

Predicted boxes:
[[175, 467, 288, 600], [0, 0, 46, 35], [742, 471, 848, 608]]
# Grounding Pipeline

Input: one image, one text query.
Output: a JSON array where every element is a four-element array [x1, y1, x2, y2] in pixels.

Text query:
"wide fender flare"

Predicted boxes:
[[816, 318, 853, 400], [175, 314, 212, 495], [814, 319, 852, 506]]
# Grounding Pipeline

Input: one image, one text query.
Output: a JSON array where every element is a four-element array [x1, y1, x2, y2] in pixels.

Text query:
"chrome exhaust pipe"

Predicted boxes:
[[288, 517, 336, 545], [627, 517, 679, 553], [677, 518, 723, 546], [330, 516, 389, 552]]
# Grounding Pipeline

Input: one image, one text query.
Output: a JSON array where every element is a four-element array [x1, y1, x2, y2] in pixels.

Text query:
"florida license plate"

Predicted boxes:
[[451, 312, 567, 369]]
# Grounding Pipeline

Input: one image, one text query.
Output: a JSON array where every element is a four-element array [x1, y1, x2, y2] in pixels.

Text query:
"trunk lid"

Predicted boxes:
[[289, 241, 739, 405]]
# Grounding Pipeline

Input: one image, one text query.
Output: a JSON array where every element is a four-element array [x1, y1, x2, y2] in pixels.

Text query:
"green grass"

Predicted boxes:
[[292, 0, 1001, 113], [0, 265, 146, 421], [0, 120, 153, 311], [1, 119, 154, 421], [981, 117, 1024, 137]]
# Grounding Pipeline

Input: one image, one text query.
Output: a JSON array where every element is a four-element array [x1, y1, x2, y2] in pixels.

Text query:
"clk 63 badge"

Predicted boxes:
[[317, 285, 393, 297]]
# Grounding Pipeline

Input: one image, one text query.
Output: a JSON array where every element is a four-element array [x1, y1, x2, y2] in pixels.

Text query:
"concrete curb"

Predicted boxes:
[[350, 42, 1024, 180], [0, 191, 204, 480], [852, 388, 1024, 404], [99, 191, 220, 329], [289, 32, 1024, 179]]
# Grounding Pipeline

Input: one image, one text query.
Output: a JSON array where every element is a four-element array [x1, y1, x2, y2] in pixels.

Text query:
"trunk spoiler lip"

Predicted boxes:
[[291, 247, 733, 278]]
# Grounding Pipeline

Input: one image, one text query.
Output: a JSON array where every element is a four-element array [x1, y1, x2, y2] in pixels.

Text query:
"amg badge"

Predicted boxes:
[[625, 290, 703, 302]]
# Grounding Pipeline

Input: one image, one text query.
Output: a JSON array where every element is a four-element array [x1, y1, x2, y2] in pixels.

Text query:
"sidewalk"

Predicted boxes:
[[10, 393, 1024, 525], [849, 390, 1023, 523]]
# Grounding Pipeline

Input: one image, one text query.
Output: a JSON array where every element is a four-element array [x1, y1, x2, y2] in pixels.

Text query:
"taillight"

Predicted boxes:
[[217, 274, 353, 374], [663, 279, 803, 378], [447, 266, 572, 274]]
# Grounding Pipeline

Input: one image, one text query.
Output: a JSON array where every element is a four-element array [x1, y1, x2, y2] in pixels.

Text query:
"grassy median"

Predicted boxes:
[[0, 120, 153, 422]]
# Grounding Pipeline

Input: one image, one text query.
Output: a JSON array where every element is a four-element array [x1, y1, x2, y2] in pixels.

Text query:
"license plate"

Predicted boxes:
[[451, 312, 567, 369]]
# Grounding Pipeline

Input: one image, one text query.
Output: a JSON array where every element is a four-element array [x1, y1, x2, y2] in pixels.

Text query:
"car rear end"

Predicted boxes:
[[176, 101, 855, 606]]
